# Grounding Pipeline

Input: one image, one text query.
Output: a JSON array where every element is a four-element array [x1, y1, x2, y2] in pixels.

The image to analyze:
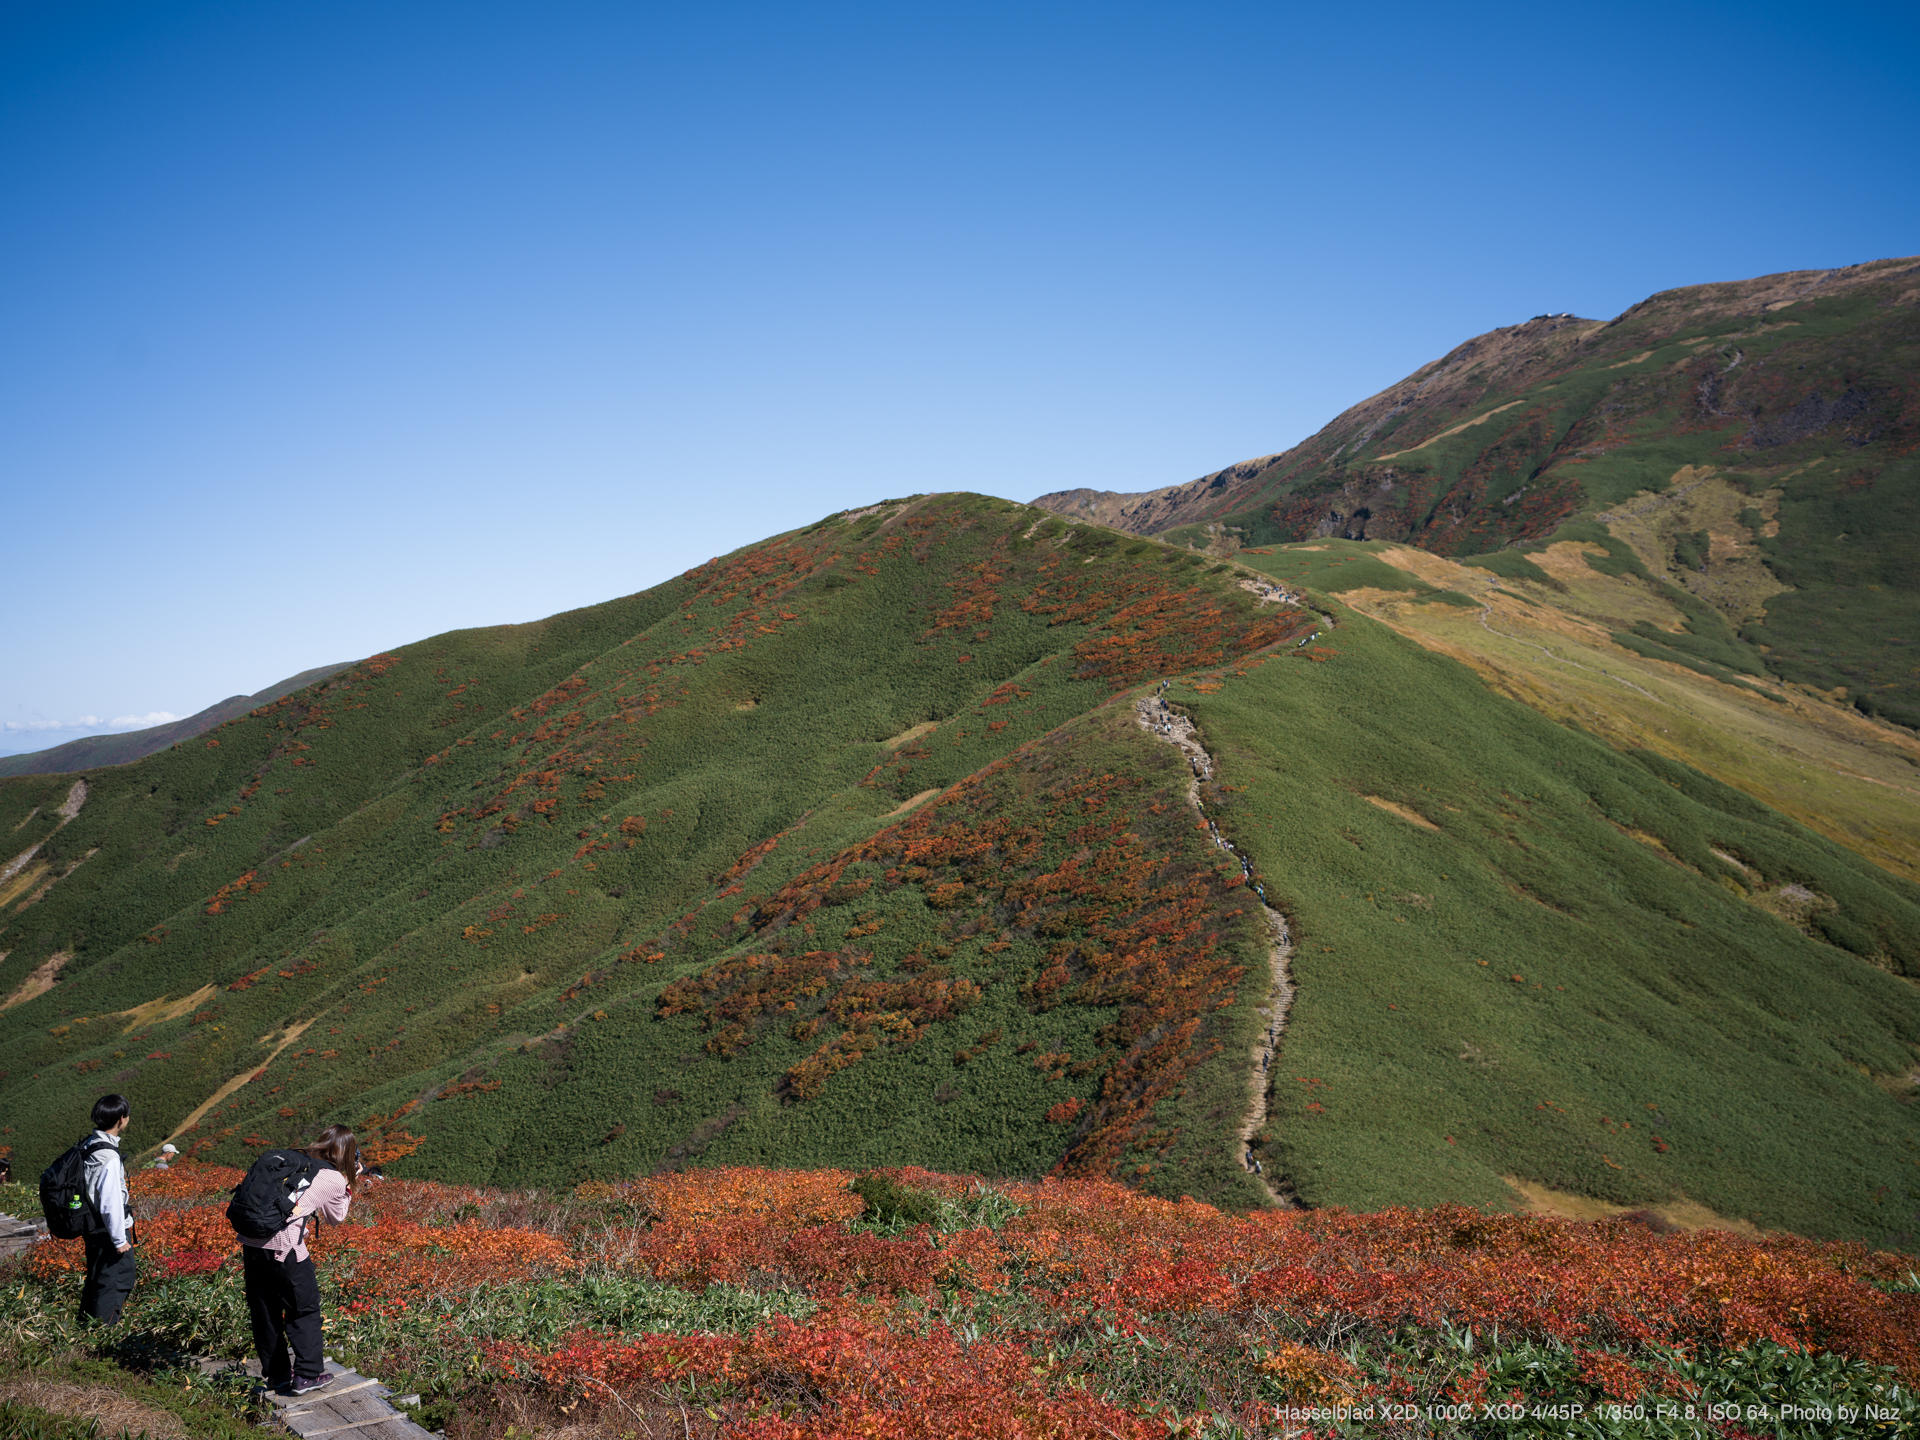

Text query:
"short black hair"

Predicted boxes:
[[91, 1094, 131, 1130]]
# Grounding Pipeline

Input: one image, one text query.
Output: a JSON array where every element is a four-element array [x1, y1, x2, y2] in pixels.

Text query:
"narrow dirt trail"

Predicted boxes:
[[1134, 691, 1297, 1207]]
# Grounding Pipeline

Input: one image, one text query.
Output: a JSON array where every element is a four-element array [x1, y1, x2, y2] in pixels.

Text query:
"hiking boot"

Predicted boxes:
[[287, 1372, 336, 1396]]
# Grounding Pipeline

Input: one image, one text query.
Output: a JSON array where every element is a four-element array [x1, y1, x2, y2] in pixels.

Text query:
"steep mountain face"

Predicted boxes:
[[4, 493, 1917, 1246], [1036, 256, 1920, 728], [0, 663, 353, 779]]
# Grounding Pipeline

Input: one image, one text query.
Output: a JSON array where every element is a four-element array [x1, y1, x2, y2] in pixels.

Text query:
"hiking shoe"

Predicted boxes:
[[288, 1373, 336, 1396]]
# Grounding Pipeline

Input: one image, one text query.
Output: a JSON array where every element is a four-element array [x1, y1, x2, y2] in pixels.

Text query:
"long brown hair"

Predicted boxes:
[[305, 1124, 360, 1192]]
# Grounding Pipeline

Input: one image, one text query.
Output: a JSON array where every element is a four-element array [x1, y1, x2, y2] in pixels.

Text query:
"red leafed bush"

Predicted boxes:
[[499, 1307, 1163, 1440], [28, 1178, 572, 1314]]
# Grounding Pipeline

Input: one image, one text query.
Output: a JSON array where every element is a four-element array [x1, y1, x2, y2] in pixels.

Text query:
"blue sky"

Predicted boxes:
[[3, 0, 1916, 755]]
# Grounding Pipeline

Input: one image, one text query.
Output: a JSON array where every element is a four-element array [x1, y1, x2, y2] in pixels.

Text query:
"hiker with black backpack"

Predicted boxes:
[[232, 1124, 362, 1396], [37, 1094, 138, 1325]]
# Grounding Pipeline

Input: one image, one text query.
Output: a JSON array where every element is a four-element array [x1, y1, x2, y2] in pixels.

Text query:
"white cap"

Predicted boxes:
[[160, 1144, 178, 1153]]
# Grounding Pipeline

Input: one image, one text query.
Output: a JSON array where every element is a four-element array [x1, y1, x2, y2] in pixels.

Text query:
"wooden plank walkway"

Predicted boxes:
[[201, 1358, 435, 1440], [259, 1364, 434, 1440], [0, 1209, 49, 1259]]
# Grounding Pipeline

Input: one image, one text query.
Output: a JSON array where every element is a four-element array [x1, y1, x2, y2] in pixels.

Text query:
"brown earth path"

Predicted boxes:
[[1133, 693, 1296, 1207]]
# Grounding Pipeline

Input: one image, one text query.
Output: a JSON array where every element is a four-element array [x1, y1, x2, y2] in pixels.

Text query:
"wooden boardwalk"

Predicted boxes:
[[249, 1362, 436, 1440], [0, 1209, 48, 1259], [194, 1359, 435, 1440]]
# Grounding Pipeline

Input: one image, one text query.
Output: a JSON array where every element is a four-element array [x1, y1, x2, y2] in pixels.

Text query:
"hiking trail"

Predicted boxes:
[[1133, 691, 1297, 1207]]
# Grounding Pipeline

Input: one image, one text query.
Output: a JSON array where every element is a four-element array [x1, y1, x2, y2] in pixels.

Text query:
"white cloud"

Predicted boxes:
[[4, 711, 179, 734]]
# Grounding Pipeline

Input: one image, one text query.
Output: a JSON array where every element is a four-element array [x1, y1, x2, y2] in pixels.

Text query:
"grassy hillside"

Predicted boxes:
[[4, 492, 1916, 1247], [1166, 595, 1920, 1242], [1230, 536, 1920, 886], [0, 495, 1300, 1211]]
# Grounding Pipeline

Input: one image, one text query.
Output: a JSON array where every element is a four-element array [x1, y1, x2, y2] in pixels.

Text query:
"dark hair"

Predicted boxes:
[[91, 1094, 131, 1130], [305, 1125, 361, 1192]]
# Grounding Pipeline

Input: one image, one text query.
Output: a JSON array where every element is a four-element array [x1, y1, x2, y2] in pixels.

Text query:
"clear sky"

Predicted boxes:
[[4, 1, 1916, 755]]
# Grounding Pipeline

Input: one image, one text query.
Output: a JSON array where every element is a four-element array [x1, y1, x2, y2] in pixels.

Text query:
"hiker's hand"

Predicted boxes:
[[116, 1242, 131, 1253]]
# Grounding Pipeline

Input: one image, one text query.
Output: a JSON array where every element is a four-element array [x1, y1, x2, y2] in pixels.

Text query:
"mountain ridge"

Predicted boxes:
[[1034, 254, 1920, 734], [1035, 255, 1916, 544], [3, 491, 1916, 1243]]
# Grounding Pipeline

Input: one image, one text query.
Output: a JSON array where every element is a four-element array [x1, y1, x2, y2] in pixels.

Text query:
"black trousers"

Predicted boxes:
[[79, 1234, 138, 1325], [242, 1244, 325, 1386]]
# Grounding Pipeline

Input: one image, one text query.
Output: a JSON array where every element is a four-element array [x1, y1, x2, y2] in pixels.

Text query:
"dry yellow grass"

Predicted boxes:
[[112, 983, 220, 1034], [156, 1017, 317, 1152], [2, 949, 70, 1012], [1503, 1176, 1763, 1237], [0, 858, 49, 912], [1330, 547, 1920, 881], [1597, 468, 1787, 623], [884, 788, 944, 817], [1362, 795, 1440, 831], [0, 1379, 185, 1439]]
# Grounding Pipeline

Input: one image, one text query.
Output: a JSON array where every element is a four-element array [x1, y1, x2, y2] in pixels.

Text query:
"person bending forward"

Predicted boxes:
[[240, 1125, 361, 1394]]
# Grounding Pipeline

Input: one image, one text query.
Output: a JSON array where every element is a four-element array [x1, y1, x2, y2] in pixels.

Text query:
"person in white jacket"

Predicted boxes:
[[239, 1124, 362, 1395], [79, 1094, 136, 1324]]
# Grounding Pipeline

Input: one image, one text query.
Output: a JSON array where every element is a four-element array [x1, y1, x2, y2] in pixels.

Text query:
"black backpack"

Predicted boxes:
[[227, 1149, 328, 1240], [40, 1136, 114, 1240]]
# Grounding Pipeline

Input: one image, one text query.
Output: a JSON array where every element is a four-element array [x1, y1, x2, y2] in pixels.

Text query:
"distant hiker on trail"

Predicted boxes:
[[235, 1124, 363, 1396], [151, 1144, 177, 1170], [77, 1093, 136, 1325]]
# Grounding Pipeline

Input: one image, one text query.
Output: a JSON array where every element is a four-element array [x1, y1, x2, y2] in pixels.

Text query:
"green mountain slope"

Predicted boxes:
[[1172, 603, 1920, 1241], [0, 496, 1301, 1210], [4, 493, 1916, 1245], [1036, 256, 1920, 731]]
